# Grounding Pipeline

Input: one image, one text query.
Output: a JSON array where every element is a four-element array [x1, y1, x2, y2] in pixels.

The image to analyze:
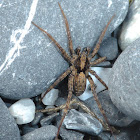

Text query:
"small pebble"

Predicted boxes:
[[31, 112, 44, 126], [63, 109, 103, 136], [41, 89, 59, 105], [9, 98, 35, 124], [40, 113, 59, 126]]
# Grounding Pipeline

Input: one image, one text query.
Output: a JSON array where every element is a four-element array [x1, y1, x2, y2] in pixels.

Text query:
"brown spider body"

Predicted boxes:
[[72, 50, 90, 96], [32, 3, 115, 140]]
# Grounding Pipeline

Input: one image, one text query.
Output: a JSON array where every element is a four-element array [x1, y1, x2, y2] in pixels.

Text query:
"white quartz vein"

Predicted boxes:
[[0, 0, 39, 75], [0, 0, 4, 8], [108, 0, 112, 8]]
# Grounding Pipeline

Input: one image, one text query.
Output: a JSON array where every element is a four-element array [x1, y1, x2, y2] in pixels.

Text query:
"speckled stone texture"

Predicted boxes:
[[22, 125, 57, 140], [0, 0, 129, 99], [0, 98, 21, 140], [109, 38, 140, 121]]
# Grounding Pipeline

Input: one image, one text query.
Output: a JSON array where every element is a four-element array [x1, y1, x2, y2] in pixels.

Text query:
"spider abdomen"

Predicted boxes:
[[74, 72, 86, 96]]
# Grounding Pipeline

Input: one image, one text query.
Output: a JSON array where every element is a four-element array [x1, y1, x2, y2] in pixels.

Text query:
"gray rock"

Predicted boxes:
[[40, 113, 59, 126], [63, 109, 103, 136], [22, 124, 39, 135], [60, 127, 84, 140], [0, 0, 129, 99], [31, 112, 44, 126], [119, 0, 140, 50], [0, 98, 21, 140], [108, 38, 140, 121], [22, 125, 57, 140], [83, 90, 133, 127], [98, 37, 118, 60], [55, 97, 67, 106], [99, 131, 130, 140]]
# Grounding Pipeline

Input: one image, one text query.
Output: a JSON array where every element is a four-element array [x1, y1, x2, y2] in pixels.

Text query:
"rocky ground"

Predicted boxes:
[[0, 0, 140, 140]]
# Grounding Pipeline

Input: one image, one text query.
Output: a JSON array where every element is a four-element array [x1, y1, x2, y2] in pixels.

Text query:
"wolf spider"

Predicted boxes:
[[32, 3, 115, 140]]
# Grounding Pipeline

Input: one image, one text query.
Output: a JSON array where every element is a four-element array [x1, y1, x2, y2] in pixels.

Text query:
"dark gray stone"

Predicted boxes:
[[99, 131, 130, 140], [63, 109, 103, 136], [22, 124, 39, 135], [83, 90, 134, 127], [109, 38, 140, 121], [31, 112, 44, 126], [98, 37, 118, 60], [0, 98, 21, 140], [22, 125, 57, 140], [60, 127, 84, 140], [0, 0, 129, 99], [55, 97, 67, 107], [40, 113, 59, 126]]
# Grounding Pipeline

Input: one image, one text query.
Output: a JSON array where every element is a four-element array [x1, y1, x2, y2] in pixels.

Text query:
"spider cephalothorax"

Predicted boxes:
[[32, 3, 114, 140]]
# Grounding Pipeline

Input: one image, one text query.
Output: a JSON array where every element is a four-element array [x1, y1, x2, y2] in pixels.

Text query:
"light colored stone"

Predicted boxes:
[[9, 98, 35, 124], [42, 89, 59, 105], [119, 0, 140, 50]]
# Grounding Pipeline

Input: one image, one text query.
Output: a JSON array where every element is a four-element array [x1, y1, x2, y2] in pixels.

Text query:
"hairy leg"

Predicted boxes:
[[55, 73, 74, 140], [58, 3, 75, 56], [88, 69, 108, 90], [87, 75, 116, 139], [90, 57, 106, 66], [40, 66, 72, 102], [32, 22, 71, 63], [37, 98, 110, 131], [88, 15, 115, 60]]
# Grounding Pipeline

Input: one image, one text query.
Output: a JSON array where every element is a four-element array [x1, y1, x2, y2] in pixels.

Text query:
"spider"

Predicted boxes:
[[32, 3, 115, 140]]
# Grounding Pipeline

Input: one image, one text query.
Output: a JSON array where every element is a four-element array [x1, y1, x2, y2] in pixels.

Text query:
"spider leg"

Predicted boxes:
[[87, 75, 115, 138], [40, 66, 73, 102], [58, 3, 75, 56], [55, 73, 74, 140], [88, 15, 115, 61], [32, 22, 71, 63], [88, 69, 108, 90], [90, 56, 106, 67]]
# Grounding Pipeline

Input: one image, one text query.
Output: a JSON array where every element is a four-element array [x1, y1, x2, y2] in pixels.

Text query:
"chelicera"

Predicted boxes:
[[32, 3, 115, 140]]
